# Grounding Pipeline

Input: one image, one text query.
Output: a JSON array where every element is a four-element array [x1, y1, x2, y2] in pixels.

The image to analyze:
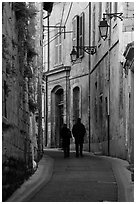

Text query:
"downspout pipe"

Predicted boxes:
[[107, 3, 112, 156], [45, 12, 50, 146], [88, 2, 91, 152]]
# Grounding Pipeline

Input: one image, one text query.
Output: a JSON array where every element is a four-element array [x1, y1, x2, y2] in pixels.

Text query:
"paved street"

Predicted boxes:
[[28, 149, 117, 202]]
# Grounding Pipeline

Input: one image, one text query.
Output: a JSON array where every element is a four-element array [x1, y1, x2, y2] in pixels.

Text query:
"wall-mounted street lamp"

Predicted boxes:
[[99, 13, 123, 40], [70, 46, 97, 62]]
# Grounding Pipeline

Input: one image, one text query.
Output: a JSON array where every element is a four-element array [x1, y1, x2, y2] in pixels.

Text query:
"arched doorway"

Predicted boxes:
[[55, 88, 64, 147], [51, 86, 64, 147], [73, 86, 80, 123]]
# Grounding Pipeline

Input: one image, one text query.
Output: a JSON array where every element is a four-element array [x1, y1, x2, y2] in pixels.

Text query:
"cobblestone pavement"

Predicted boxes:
[[28, 149, 117, 202]]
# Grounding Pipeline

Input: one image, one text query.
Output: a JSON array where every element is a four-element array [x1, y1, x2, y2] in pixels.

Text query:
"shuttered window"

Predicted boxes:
[[113, 2, 118, 20], [106, 2, 112, 19], [79, 12, 84, 58], [3, 80, 7, 118], [98, 2, 102, 41], [55, 24, 62, 65], [106, 2, 110, 14], [92, 5, 96, 46], [72, 15, 79, 58]]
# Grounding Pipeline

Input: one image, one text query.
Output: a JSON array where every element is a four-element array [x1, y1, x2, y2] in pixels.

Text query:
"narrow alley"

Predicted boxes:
[[2, 2, 134, 202]]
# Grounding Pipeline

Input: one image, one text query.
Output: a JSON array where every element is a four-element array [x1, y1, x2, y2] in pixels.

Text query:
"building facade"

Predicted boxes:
[[89, 2, 134, 161], [43, 2, 134, 162]]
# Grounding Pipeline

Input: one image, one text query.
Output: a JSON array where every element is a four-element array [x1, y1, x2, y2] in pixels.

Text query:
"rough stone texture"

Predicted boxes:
[[2, 2, 43, 201], [2, 2, 27, 162]]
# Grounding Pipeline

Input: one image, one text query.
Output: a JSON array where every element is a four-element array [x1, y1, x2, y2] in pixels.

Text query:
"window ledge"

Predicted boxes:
[[53, 63, 64, 69]]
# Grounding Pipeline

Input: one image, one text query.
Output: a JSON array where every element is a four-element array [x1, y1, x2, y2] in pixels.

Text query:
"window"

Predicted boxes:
[[94, 97, 97, 123], [105, 97, 108, 115], [72, 15, 79, 58], [99, 93, 103, 120], [114, 2, 118, 13], [73, 87, 80, 123], [106, 2, 110, 14], [92, 5, 96, 45], [72, 12, 84, 59], [2, 80, 7, 118], [79, 12, 84, 58], [113, 2, 118, 20], [98, 2, 102, 41], [55, 24, 62, 65], [106, 2, 112, 19]]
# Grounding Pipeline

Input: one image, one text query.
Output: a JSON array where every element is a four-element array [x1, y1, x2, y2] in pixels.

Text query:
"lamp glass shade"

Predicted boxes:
[[99, 19, 109, 40], [70, 47, 77, 62]]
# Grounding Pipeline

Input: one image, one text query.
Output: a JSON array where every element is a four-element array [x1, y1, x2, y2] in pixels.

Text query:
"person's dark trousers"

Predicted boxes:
[[75, 143, 83, 157], [64, 146, 70, 158], [75, 143, 79, 157], [80, 143, 83, 156]]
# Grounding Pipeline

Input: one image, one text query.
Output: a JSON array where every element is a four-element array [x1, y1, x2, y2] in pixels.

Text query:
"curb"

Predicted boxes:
[[99, 156, 134, 202], [7, 155, 54, 202]]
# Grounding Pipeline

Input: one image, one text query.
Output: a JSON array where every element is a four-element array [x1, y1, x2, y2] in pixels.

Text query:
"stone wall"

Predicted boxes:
[[2, 2, 43, 201]]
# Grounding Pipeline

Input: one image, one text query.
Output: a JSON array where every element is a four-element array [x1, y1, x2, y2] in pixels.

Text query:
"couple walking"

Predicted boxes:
[[60, 118, 86, 158]]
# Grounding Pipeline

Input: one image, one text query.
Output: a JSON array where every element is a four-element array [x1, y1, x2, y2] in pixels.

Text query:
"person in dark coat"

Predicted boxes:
[[60, 124, 72, 158], [72, 118, 86, 157]]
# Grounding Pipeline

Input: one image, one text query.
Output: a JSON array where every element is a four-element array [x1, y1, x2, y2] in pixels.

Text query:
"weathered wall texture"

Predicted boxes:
[[2, 2, 27, 162], [44, 2, 90, 148], [43, 2, 134, 161], [90, 2, 134, 160], [2, 2, 43, 201]]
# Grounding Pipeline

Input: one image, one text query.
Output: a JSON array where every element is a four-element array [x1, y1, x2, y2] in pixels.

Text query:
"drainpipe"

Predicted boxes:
[[45, 13, 50, 146], [88, 2, 91, 152], [107, 3, 112, 156]]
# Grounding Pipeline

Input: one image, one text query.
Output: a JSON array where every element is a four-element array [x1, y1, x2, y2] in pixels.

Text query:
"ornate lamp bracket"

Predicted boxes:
[[103, 12, 123, 21]]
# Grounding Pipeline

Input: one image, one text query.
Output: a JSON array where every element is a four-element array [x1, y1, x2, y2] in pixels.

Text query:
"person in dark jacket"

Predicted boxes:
[[72, 118, 86, 157], [60, 124, 72, 158]]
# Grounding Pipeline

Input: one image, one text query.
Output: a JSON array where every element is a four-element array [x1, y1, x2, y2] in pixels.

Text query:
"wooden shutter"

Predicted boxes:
[[72, 15, 79, 57], [93, 5, 96, 46], [98, 3, 102, 41], [59, 27, 62, 63], [114, 2, 118, 20], [79, 12, 84, 58], [55, 24, 62, 65], [55, 27, 59, 64], [106, 2, 110, 14]]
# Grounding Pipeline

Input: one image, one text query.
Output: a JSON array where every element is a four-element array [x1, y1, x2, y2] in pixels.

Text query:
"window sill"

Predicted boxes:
[[53, 63, 64, 69]]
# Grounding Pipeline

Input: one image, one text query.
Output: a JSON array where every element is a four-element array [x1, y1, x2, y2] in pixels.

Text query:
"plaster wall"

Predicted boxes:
[[44, 2, 134, 160], [89, 2, 134, 159]]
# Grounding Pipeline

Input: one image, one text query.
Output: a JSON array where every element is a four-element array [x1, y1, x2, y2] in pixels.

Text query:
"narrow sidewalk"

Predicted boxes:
[[7, 154, 54, 202], [101, 155, 134, 202]]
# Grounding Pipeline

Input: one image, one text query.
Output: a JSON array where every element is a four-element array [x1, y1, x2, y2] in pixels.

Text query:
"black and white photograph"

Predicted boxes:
[[2, 1, 134, 202]]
